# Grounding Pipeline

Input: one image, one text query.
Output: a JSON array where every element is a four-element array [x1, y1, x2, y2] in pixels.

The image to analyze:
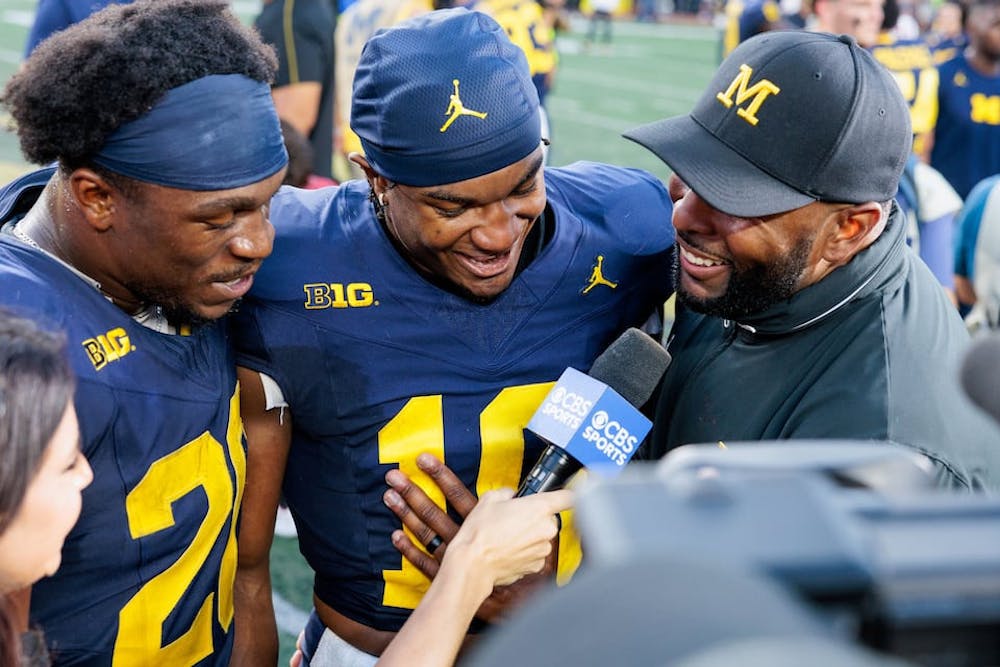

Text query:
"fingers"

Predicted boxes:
[[462, 488, 573, 539], [289, 630, 305, 667], [383, 455, 573, 601], [455, 490, 569, 573], [518, 488, 574, 518], [391, 529, 441, 579], [383, 485, 447, 554], [384, 470, 461, 547], [540, 530, 559, 574], [415, 453, 479, 517]]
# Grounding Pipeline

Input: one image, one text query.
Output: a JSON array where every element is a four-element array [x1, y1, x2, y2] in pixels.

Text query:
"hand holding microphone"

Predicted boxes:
[[383, 326, 673, 537], [382, 328, 671, 620], [384, 456, 564, 623], [517, 327, 672, 496]]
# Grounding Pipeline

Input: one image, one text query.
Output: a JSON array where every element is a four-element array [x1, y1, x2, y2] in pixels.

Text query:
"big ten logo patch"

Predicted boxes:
[[303, 282, 377, 309], [82, 327, 134, 371]]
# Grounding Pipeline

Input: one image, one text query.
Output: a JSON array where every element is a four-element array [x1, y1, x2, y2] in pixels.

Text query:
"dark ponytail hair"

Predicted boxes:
[[0, 312, 74, 667]]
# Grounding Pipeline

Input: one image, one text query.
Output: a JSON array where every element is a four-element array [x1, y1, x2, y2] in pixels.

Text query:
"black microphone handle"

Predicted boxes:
[[516, 443, 584, 497]]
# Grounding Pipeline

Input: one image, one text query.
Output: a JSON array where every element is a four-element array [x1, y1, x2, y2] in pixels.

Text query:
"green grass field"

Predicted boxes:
[[0, 5, 718, 664], [0, 6, 717, 178], [549, 17, 719, 173]]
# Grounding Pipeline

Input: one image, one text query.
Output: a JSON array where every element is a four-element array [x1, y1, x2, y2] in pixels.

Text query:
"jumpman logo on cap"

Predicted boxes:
[[440, 79, 488, 132]]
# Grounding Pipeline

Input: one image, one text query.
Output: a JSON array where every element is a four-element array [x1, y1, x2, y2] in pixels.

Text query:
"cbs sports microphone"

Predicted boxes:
[[516, 328, 671, 497]]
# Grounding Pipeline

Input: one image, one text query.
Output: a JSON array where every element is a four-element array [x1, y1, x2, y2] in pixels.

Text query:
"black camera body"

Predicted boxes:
[[469, 442, 1000, 667]]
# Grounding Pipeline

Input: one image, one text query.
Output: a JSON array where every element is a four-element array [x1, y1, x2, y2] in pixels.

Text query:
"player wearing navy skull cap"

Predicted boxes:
[[231, 8, 675, 666], [625, 31, 1000, 491]]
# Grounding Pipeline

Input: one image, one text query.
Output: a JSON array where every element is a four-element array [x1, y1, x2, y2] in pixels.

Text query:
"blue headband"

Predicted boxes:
[[352, 9, 541, 187], [92, 74, 288, 191]]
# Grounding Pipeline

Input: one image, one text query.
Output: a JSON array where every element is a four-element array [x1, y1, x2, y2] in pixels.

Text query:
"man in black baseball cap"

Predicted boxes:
[[625, 30, 1000, 491]]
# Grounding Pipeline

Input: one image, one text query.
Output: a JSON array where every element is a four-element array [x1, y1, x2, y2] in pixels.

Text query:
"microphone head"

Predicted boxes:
[[587, 328, 671, 407], [961, 333, 1000, 426]]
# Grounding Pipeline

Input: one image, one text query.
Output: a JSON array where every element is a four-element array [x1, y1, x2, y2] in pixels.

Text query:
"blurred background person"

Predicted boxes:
[[256, 0, 337, 180], [585, 0, 618, 44], [721, 0, 800, 57], [893, 153, 963, 301], [872, 0, 962, 299], [931, 0, 1000, 200], [893, 0, 921, 37], [816, 0, 962, 299], [813, 0, 885, 48], [0, 314, 92, 667], [862, 0, 940, 160], [954, 174, 1000, 328], [473, 0, 560, 158], [23, 0, 133, 56], [280, 119, 337, 189], [635, 0, 660, 21], [332, 0, 431, 181], [927, 0, 968, 63]]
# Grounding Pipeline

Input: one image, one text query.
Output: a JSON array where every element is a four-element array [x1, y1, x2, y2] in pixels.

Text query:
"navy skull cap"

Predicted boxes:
[[351, 8, 542, 187]]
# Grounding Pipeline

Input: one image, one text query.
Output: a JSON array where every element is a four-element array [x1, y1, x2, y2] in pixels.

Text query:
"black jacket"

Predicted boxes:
[[649, 205, 1000, 490]]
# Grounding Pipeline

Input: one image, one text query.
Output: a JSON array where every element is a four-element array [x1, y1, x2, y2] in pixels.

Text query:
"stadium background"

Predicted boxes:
[[0, 4, 718, 663]]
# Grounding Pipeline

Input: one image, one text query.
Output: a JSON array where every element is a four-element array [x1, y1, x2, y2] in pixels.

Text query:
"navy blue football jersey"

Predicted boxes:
[[0, 170, 244, 666], [869, 34, 939, 158], [931, 55, 1000, 199], [232, 162, 675, 631]]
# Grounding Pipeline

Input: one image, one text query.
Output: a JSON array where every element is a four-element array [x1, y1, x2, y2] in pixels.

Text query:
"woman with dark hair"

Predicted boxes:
[[0, 314, 92, 666]]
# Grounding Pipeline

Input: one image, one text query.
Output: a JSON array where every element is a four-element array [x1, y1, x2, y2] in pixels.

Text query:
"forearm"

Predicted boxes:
[[955, 275, 977, 308], [376, 552, 489, 667], [232, 366, 291, 666], [271, 83, 321, 135], [230, 566, 279, 667]]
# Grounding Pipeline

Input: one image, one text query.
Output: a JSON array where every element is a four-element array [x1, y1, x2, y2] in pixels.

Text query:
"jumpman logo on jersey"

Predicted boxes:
[[582, 255, 618, 294], [440, 79, 488, 132]]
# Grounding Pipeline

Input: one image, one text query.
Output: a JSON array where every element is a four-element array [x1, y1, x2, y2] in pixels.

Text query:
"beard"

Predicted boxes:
[[127, 280, 221, 328], [981, 40, 1000, 62], [674, 235, 814, 320]]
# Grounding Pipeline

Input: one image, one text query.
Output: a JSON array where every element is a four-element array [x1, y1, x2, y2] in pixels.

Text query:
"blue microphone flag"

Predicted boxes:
[[526, 367, 652, 477]]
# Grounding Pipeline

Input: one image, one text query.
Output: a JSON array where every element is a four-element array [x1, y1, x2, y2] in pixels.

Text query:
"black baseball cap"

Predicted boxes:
[[623, 31, 912, 217]]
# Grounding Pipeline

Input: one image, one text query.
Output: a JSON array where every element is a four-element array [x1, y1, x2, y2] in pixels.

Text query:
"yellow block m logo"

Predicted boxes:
[[716, 64, 781, 126]]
